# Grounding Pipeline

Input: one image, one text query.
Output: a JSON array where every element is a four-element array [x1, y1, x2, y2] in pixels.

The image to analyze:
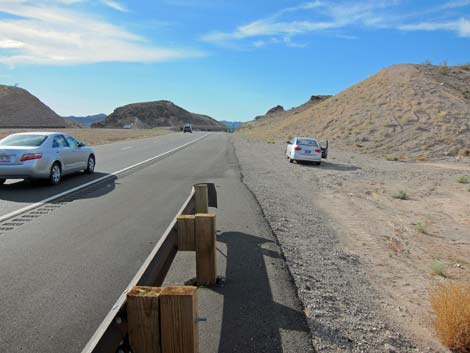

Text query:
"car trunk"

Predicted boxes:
[[0, 147, 38, 165]]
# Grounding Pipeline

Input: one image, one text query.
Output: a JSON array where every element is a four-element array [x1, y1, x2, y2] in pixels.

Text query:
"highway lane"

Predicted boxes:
[[0, 132, 206, 218], [0, 133, 234, 353]]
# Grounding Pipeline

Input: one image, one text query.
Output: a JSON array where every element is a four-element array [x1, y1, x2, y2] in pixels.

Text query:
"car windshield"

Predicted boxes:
[[0, 134, 48, 147], [297, 139, 318, 147]]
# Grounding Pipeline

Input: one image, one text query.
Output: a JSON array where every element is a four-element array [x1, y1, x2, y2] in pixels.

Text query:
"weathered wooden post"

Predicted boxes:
[[127, 287, 163, 353], [160, 286, 198, 353], [194, 184, 208, 214], [176, 215, 196, 251], [195, 214, 217, 286]]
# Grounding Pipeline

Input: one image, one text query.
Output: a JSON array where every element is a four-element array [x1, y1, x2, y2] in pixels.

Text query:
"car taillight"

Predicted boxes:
[[294, 146, 302, 151], [315, 149, 321, 153], [20, 153, 43, 162]]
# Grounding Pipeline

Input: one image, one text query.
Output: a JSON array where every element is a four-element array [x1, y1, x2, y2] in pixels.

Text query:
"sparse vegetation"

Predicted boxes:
[[431, 282, 470, 352], [458, 149, 470, 157], [416, 222, 428, 234], [457, 176, 470, 184], [393, 190, 409, 200], [386, 155, 399, 161], [440, 60, 450, 75], [432, 260, 447, 277]]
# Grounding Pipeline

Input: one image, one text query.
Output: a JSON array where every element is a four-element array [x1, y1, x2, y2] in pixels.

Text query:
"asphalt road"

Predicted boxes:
[[0, 132, 206, 217], [0, 132, 312, 353]]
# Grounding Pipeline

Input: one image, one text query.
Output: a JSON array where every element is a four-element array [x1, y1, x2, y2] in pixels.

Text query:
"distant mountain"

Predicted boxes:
[[64, 114, 107, 127], [0, 85, 71, 128], [220, 120, 242, 131], [93, 100, 226, 130]]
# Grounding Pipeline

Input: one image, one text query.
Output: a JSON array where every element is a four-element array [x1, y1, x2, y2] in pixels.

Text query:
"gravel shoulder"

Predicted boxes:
[[232, 136, 470, 353]]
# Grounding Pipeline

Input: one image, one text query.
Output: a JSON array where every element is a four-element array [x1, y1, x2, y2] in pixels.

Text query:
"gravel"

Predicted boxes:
[[232, 136, 434, 353]]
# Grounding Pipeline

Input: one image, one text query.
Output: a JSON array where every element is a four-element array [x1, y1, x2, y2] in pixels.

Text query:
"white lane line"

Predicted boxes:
[[121, 146, 133, 151], [0, 134, 209, 223]]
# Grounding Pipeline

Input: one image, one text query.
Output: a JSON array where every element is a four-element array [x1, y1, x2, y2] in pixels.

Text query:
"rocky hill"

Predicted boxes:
[[94, 100, 225, 130], [239, 64, 470, 158], [0, 85, 71, 128]]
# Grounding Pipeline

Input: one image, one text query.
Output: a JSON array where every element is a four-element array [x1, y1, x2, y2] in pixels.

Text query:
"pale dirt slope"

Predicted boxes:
[[240, 64, 470, 159]]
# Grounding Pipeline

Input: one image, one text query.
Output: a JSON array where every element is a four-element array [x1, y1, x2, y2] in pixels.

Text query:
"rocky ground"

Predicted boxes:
[[232, 136, 470, 353]]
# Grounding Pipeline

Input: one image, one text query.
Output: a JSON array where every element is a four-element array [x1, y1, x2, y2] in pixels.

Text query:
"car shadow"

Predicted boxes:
[[210, 231, 314, 353], [297, 161, 361, 171], [0, 172, 117, 203]]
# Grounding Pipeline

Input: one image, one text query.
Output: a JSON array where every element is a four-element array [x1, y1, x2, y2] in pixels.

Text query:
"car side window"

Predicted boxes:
[[65, 136, 79, 148], [52, 135, 69, 148]]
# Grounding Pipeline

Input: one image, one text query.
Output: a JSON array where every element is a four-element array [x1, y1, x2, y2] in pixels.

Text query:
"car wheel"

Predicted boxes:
[[0, 178, 5, 185], [49, 163, 62, 185], [289, 158, 294, 163], [315, 161, 321, 166], [85, 155, 95, 174]]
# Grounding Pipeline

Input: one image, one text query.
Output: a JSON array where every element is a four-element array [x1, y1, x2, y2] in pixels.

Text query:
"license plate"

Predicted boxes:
[[304, 150, 311, 154], [0, 155, 10, 163]]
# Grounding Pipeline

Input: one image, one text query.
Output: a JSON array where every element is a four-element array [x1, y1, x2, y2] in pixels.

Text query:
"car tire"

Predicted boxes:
[[85, 155, 95, 174], [0, 178, 5, 185], [315, 161, 321, 166], [49, 162, 62, 185], [289, 158, 294, 163]]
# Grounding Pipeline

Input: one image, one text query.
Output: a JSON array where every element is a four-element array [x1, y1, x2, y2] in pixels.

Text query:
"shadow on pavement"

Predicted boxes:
[[212, 231, 314, 353], [0, 172, 117, 203], [297, 161, 361, 171]]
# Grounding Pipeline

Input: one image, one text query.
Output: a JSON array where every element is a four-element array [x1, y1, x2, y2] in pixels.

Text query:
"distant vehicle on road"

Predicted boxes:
[[286, 137, 328, 165], [0, 132, 95, 185], [183, 124, 193, 133]]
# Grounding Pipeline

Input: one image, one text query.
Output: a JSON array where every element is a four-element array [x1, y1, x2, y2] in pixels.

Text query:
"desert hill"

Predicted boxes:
[[0, 85, 71, 128], [94, 100, 225, 131], [239, 64, 470, 158]]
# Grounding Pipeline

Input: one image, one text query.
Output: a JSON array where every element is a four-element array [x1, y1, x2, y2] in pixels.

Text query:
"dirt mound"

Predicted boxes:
[[239, 64, 470, 158], [94, 100, 225, 130], [0, 85, 70, 128]]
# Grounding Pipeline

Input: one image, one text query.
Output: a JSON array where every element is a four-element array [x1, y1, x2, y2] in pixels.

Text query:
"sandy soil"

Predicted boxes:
[[0, 128, 173, 145], [233, 136, 470, 352]]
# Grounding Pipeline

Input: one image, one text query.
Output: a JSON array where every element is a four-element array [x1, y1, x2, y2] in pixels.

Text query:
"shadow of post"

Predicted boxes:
[[212, 231, 314, 353]]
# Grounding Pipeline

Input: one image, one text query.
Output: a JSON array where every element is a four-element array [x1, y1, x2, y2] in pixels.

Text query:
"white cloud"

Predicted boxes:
[[99, 0, 127, 12], [202, 0, 470, 48], [0, 1, 202, 65]]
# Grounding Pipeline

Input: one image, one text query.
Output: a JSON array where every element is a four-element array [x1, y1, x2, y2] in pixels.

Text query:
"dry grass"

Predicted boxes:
[[431, 282, 470, 352], [0, 128, 173, 146]]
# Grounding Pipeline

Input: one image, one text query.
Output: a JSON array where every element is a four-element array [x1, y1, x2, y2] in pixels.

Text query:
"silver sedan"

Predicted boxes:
[[0, 132, 95, 185]]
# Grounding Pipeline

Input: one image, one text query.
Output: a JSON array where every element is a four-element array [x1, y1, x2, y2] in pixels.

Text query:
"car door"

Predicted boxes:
[[52, 135, 74, 172], [65, 135, 87, 170]]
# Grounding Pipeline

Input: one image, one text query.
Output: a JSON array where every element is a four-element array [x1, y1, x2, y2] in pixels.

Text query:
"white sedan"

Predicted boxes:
[[286, 137, 325, 165]]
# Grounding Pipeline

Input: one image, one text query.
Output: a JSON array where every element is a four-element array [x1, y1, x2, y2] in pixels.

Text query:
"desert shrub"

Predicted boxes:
[[461, 64, 470, 71], [386, 156, 399, 161], [416, 222, 428, 234], [416, 155, 428, 161], [432, 260, 447, 278], [457, 176, 470, 184], [393, 191, 409, 200], [422, 59, 432, 65], [440, 61, 450, 75], [458, 149, 470, 157], [431, 282, 470, 352]]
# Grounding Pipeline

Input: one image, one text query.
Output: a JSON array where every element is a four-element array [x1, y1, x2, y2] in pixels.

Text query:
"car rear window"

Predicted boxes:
[[297, 139, 318, 147], [0, 134, 48, 147]]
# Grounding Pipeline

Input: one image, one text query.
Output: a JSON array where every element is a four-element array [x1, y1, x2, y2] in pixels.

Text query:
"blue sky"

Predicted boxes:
[[0, 0, 469, 121]]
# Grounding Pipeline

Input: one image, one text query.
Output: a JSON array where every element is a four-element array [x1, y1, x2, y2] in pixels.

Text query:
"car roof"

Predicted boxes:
[[8, 132, 63, 136], [294, 136, 318, 141]]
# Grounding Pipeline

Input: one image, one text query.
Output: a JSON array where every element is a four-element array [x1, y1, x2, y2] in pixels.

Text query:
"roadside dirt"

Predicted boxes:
[[233, 136, 470, 352], [0, 128, 173, 145]]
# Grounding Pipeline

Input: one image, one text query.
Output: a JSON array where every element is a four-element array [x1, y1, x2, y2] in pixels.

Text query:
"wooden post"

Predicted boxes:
[[177, 215, 196, 251], [127, 286, 163, 353], [194, 184, 208, 214], [160, 286, 198, 353], [195, 214, 217, 286]]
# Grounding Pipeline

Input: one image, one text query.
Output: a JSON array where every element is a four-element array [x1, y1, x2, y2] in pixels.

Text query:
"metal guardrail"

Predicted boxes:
[[81, 183, 217, 353]]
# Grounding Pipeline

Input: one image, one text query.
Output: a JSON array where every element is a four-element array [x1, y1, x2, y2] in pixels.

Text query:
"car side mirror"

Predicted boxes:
[[287, 141, 292, 144], [78, 142, 85, 147]]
